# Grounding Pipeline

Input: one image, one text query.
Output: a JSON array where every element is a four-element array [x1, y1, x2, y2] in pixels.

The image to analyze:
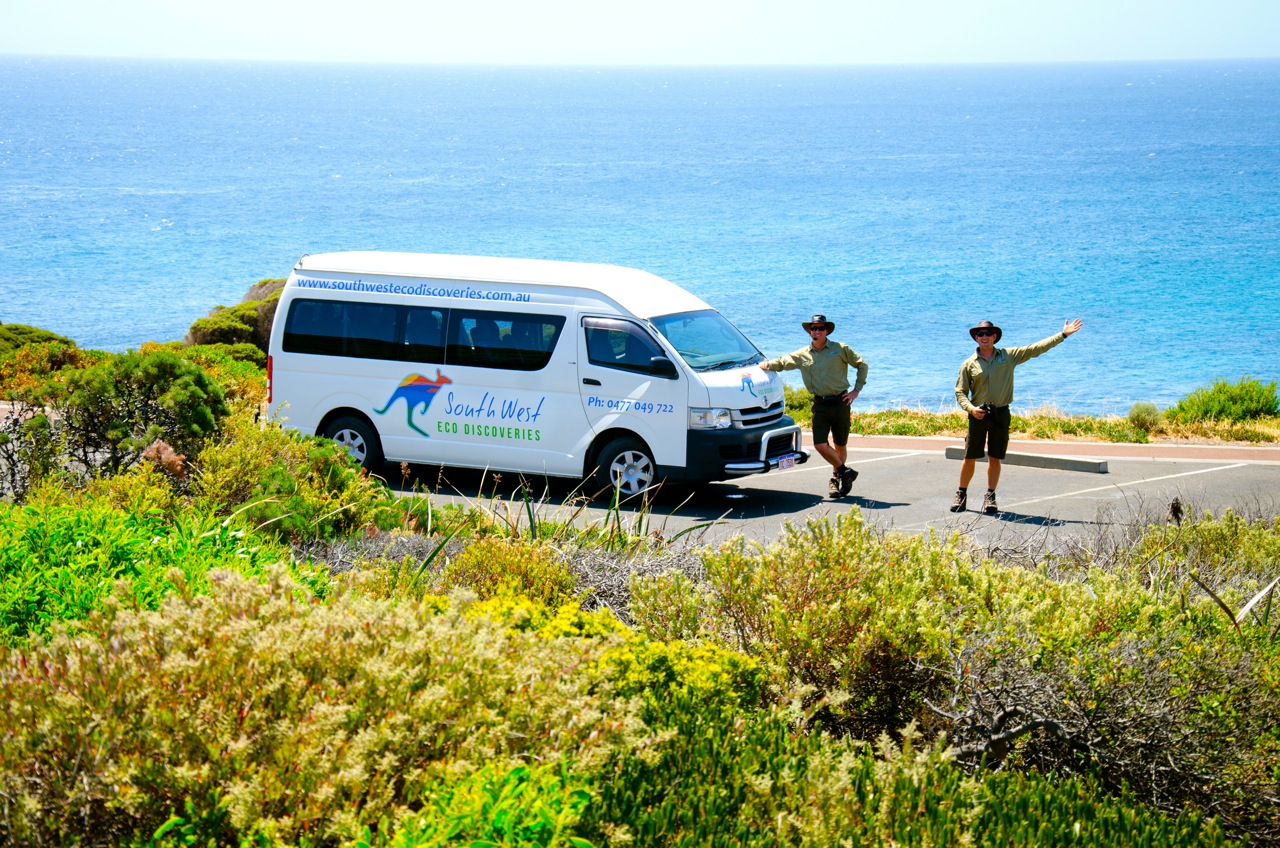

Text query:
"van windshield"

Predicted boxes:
[[650, 309, 763, 372]]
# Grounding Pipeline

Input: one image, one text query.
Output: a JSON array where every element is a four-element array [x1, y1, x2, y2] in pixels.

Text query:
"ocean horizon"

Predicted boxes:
[[2, 56, 1277, 415]]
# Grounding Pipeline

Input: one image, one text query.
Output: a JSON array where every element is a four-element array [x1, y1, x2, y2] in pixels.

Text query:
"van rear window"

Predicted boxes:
[[281, 298, 562, 371]]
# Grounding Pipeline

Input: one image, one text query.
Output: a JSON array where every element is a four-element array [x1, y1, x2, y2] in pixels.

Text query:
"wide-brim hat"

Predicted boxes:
[[969, 320, 1002, 342], [802, 314, 835, 332]]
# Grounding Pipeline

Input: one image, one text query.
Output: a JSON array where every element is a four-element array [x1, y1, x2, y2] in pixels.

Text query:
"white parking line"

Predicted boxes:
[[777, 451, 927, 477], [1005, 463, 1247, 508]]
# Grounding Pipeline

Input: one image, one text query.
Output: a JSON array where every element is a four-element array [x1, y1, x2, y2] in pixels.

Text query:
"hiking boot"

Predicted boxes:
[[839, 466, 858, 497], [949, 489, 967, 513], [828, 473, 842, 499], [982, 490, 999, 515]]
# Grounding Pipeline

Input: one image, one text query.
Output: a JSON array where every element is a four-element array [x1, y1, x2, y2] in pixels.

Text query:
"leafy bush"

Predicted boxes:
[[627, 568, 705, 642], [583, 705, 1229, 848], [39, 349, 229, 476], [352, 763, 594, 848], [0, 481, 290, 645], [629, 510, 1280, 842], [0, 339, 106, 395], [185, 301, 260, 348], [1167, 375, 1279, 423], [440, 536, 578, 606], [0, 571, 637, 846], [193, 404, 403, 540], [0, 322, 73, 357], [1127, 401, 1162, 432], [644, 513, 974, 737], [183, 280, 282, 353]]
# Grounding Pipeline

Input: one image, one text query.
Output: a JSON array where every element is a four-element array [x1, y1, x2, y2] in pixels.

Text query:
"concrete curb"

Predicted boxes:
[[942, 445, 1108, 474]]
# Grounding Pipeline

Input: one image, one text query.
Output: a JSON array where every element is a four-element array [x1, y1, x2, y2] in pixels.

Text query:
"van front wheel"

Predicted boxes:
[[323, 415, 384, 471], [594, 437, 658, 498]]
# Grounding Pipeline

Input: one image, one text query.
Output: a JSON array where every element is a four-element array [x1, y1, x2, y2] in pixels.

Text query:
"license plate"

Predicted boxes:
[[777, 455, 796, 469]]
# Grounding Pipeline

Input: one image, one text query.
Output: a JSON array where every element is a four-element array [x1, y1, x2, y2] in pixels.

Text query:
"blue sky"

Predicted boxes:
[[5, 0, 1279, 65]]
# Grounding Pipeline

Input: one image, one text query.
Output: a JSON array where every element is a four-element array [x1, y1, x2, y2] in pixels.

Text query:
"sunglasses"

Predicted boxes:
[[810, 327, 828, 333], [974, 330, 996, 337]]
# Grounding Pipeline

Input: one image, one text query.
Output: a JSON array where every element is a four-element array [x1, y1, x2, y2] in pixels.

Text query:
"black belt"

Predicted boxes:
[[812, 394, 847, 402]]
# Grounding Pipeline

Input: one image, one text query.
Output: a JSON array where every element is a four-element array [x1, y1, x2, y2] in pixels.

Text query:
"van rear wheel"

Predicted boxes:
[[323, 415, 384, 471], [594, 436, 658, 499]]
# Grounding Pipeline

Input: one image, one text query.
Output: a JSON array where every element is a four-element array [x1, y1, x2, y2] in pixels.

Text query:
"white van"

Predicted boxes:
[[267, 252, 808, 495]]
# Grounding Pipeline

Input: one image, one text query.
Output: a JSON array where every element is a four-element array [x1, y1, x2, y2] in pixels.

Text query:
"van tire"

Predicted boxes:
[[593, 436, 658, 498], [323, 415, 384, 471]]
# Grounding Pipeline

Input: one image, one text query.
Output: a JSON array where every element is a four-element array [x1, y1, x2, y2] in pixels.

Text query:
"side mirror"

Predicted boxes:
[[649, 356, 679, 379]]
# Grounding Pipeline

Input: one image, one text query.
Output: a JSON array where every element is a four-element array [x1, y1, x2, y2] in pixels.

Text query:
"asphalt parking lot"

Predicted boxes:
[[402, 435, 1280, 553]]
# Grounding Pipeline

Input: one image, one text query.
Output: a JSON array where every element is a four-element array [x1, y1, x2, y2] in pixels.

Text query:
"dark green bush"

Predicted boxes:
[[41, 349, 229, 476], [183, 280, 283, 353], [0, 323, 73, 357], [1167, 375, 1279, 423], [185, 301, 260, 348]]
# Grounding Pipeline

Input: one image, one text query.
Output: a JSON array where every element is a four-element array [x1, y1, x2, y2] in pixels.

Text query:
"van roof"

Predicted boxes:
[[294, 251, 711, 319]]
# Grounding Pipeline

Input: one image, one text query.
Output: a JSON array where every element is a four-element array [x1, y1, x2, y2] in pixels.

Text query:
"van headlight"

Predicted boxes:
[[689, 407, 732, 430]]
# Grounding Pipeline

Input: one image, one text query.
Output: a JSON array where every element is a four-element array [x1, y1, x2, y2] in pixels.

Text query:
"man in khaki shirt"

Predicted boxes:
[[761, 314, 868, 498], [951, 318, 1083, 514]]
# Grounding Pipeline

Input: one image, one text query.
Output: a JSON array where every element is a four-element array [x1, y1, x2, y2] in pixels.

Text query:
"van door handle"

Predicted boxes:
[[583, 378, 601, 386]]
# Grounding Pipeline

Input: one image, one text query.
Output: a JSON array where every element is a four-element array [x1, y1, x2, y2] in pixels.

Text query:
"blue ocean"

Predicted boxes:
[[2, 57, 1278, 415]]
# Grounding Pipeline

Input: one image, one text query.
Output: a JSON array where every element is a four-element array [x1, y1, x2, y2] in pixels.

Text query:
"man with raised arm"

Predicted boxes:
[[951, 318, 1083, 514]]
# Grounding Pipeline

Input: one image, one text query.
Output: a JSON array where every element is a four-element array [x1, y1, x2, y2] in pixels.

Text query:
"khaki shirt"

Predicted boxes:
[[955, 333, 1067, 413], [766, 340, 868, 396]]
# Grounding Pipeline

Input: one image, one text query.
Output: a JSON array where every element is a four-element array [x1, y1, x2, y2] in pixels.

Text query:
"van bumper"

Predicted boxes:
[[672, 419, 810, 482]]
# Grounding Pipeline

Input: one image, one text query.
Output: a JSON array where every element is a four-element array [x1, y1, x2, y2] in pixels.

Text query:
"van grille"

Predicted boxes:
[[733, 401, 786, 429], [718, 429, 799, 461]]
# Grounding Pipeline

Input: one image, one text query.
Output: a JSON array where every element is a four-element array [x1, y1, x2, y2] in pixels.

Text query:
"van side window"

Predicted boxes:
[[583, 318, 664, 374], [282, 299, 563, 370], [283, 298, 398, 359], [447, 309, 565, 371], [404, 307, 445, 364]]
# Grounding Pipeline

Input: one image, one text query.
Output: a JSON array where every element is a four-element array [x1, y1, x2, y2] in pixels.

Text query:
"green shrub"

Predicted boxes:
[[583, 710, 1229, 848], [0, 340, 106, 395], [353, 762, 594, 848], [627, 568, 705, 642], [0, 322, 73, 357], [0, 571, 637, 846], [185, 301, 261, 348], [0, 481, 290, 645], [41, 349, 229, 476], [1127, 401, 1162, 432], [193, 404, 402, 540], [1118, 510, 1280, 602], [655, 513, 981, 737], [1167, 375, 1279, 423], [183, 281, 282, 353], [441, 536, 578, 606]]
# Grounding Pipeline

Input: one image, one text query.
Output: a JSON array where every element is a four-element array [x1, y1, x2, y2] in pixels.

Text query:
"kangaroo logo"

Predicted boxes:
[[374, 370, 453, 437], [739, 372, 759, 398]]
